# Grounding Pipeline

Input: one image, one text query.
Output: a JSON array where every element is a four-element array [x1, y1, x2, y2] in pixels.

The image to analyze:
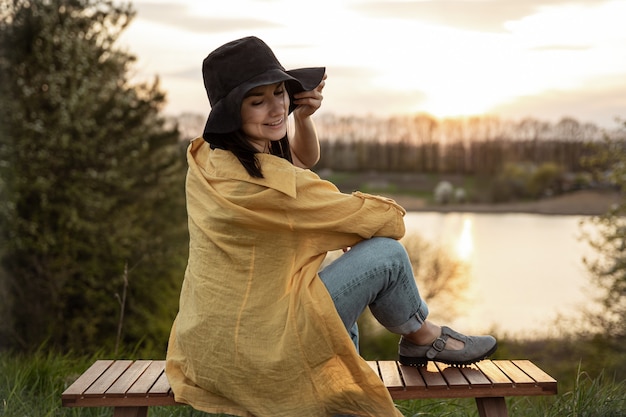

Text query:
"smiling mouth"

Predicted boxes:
[[267, 118, 284, 126]]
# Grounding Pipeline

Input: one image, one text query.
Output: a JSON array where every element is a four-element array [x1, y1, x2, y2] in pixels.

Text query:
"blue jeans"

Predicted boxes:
[[319, 237, 429, 352]]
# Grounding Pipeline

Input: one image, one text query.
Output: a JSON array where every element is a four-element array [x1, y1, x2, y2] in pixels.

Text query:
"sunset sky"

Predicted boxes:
[[119, 0, 626, 128]]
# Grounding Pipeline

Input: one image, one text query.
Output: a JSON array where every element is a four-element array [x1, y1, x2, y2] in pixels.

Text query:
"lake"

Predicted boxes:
[[402, 212, 603, 339]]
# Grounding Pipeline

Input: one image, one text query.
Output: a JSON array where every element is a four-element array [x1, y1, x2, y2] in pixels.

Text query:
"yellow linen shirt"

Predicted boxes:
[[166, 138, 406, 417]]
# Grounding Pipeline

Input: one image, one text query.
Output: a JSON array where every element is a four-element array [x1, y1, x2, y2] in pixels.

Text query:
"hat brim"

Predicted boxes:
[[203, 66, 325, 135]]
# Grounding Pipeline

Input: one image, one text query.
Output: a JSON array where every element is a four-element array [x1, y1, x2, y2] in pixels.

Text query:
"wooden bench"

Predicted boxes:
[[62, 359, 557, 417]]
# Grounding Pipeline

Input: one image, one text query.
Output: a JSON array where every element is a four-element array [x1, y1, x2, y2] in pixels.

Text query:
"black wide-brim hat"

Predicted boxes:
[[202, 36, 326, 136]]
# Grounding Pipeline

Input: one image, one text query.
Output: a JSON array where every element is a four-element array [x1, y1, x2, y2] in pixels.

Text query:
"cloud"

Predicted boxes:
[[529, 45, 593, 51], [133, 2, 281, 33], [326, 65, 381, 79], [493, 75, 626, 127], [351, 0, 608, 33], [164, 66, 201, 80], [322, 65, 429, 116]]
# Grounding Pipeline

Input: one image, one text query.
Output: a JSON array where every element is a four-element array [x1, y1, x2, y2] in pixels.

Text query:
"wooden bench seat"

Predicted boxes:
[[62, 359, 557, 417]]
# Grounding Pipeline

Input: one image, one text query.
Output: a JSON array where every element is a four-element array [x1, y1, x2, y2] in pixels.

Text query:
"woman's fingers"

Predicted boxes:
[[293, 74, 327, 117]]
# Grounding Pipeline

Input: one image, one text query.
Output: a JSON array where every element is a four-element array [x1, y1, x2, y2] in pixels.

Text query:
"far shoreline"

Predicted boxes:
[[386, 189, 623, 216]]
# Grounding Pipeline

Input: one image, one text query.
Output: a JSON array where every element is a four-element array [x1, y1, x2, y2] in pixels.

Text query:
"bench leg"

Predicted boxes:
[[113, 407, 148, 417], [475, 397, 509, 417]]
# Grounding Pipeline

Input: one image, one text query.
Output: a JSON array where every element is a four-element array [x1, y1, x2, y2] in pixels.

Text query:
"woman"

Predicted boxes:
[[166, 36, 497, 417]]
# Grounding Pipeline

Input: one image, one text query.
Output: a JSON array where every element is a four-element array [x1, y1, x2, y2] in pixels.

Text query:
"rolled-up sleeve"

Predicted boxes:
[[281, 171, 406, 252]]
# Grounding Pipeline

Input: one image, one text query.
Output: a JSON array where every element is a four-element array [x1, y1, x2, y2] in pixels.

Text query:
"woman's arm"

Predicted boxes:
[[290, 74, 327, 169]]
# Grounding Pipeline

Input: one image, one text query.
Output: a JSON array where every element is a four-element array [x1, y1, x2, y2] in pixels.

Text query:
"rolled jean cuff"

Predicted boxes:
[[385, 302, 429, 335]]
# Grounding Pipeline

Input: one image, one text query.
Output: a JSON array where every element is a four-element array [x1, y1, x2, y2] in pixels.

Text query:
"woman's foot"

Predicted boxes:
[[398, 325, 497, 366]]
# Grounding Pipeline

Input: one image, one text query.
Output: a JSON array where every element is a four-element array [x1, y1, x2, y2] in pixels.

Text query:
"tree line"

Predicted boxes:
[[311, 113, 624, 175], [316, 136, 592, 175]]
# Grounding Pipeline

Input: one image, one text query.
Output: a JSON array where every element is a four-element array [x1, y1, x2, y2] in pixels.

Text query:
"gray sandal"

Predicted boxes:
[[398, 326, 497, 366]]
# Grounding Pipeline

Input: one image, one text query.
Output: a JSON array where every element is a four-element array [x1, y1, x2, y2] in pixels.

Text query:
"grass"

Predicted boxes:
[[0, 350, 115, 417], [396, 369, 626, 417], [1, 341, 625, 417]]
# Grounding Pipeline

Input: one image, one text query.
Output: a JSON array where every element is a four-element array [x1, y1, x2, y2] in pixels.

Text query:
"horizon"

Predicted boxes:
[[119, 0, 626, 129]]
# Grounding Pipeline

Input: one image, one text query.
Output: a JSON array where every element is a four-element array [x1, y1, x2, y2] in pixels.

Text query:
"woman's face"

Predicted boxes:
[[240, 82, 289, 151]]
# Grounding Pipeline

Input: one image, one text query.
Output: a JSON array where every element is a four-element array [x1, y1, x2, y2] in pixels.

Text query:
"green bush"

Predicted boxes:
[[489, 162, 532, 202], [527, 162, 564, 198], [489, 162, 566, 202]]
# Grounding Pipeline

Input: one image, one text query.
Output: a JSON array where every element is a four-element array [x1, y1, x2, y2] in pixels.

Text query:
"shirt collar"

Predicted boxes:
[[191, 138, 298, 199]]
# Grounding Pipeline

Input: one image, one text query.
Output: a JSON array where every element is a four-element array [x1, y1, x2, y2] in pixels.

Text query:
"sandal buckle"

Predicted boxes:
[[432, 337, 446, 352]]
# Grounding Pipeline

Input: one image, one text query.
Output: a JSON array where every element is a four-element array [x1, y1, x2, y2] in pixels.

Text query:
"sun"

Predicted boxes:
[[371, 41, 521, 119], [418, 91, 493, 119]]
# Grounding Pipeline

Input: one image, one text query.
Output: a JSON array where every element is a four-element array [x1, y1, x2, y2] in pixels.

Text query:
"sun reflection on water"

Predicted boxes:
[[455, 216, 474, 261]]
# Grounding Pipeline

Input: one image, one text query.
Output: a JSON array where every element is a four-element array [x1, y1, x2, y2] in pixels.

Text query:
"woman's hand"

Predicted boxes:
[[290, 73, 326, 169], [292, 73, 327, 119]]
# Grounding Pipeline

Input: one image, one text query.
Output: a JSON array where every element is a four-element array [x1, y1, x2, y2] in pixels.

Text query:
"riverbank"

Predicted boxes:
[[387, 189, 622, 215], [323, 171, 622, 216]]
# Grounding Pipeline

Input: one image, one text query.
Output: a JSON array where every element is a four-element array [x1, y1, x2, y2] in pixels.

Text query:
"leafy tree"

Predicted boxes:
[[0, 0, 188, 355], [401, 232, 469, 321], [582, 120, 626, 340]]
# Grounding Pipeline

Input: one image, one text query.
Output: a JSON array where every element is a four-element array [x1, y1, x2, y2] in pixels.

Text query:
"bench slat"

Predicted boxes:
[[149, 368, 173, 396], [493, 360, 535, 386], [398, 364, 426, 390], [475, 360, 514, 387], [62, 360, 114, 399], [106, 360, 152, 397], [366, 361, 379, 376], [436, 363, 470, 389], [419, 361, 448, 389], [459, 364, 492, 388], [127, 361, 166, 396], [513, 360, 557, 392], [84, 360, 133, 397], [378, 360, 404, 390]]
